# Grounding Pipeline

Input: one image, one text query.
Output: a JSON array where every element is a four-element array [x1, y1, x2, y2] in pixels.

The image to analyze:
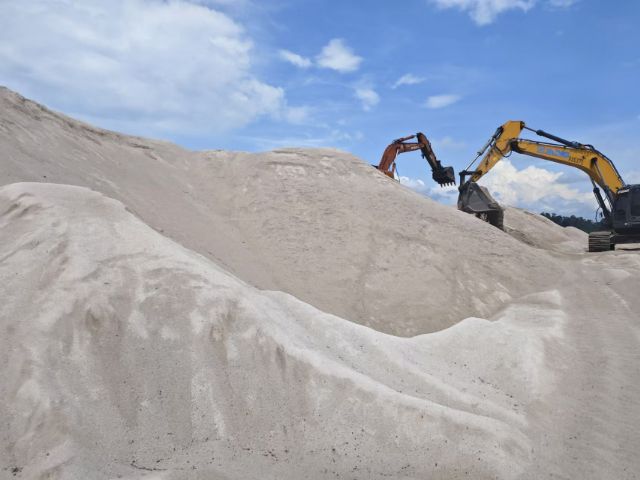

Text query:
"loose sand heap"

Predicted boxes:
[[0, 87, 564, 336], [1, 89, 640, 479], [502, 206, 587, 254]]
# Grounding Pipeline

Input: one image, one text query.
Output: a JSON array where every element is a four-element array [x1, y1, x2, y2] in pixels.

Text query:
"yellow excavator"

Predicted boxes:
[[458, 121, 640, 252]]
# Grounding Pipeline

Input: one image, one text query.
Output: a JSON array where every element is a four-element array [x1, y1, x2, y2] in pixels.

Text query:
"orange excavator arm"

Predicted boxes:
[[376, 133, 456, 187]]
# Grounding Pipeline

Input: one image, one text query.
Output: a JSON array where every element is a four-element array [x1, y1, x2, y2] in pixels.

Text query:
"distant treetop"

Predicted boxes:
[[540, 212, 603, 233]]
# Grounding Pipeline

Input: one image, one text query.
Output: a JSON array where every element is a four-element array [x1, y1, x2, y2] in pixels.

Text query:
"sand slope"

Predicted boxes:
[[1, 183, 639, 479], [503, 206, 587, 254], [0, 87, 565, 335], [1, 89, 639, 480]]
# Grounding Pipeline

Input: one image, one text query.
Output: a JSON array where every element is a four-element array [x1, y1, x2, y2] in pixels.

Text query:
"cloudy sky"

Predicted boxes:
[[1, 0, 638, 218]]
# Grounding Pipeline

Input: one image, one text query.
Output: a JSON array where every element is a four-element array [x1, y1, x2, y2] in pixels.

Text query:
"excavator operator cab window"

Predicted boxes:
[[614, 189, 629, 222]]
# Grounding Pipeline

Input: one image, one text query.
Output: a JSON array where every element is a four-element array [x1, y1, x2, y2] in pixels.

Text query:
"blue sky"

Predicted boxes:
[[1, 0, 638, 217]]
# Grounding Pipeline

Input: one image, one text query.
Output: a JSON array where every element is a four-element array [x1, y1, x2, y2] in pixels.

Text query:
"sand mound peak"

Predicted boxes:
[[0, 88, 564, 335], [1, 90, 640, 480]]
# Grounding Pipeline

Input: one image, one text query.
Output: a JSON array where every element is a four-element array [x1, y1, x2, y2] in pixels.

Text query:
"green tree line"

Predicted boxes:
[[540, 212, 603, 233]]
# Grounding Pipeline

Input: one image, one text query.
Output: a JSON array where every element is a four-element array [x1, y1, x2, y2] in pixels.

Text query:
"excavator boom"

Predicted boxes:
[[460, 121, 625, 196], [376, 133, 456, 187], [458, 120, 640, 251]]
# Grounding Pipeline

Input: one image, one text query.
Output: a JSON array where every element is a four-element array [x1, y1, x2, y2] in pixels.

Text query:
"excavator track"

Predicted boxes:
[[588, 231, 613, 252]]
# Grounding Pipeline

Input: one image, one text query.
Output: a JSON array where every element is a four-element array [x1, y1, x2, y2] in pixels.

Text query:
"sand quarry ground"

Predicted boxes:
[[0, 87, 639, 479]]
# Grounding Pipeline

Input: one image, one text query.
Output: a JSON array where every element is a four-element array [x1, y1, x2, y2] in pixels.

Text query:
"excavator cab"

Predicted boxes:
[[612, 185, 640, 234]]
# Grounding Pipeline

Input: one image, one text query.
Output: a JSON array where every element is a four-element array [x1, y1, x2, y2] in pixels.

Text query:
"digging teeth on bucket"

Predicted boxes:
[[432, 165, 456, 187]]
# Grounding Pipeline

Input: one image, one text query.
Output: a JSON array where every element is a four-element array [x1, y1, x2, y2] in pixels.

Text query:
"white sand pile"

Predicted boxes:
[[0, 87, 563, 335], [2, 88, 640, 480], [3, 183, 639, 480], [502, 206, 587, 254]]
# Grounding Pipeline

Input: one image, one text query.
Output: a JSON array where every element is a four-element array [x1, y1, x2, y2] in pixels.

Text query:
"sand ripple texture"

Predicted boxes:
[[1, 183, 639, 479], [0, 86, 570, 336], [1, 88, 639, 479]]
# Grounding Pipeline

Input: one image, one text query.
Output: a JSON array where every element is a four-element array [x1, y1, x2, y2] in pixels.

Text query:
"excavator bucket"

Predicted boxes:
[[458, 180, 499, 213], [432, 165, 456, 187], [457, 180, 504, 229]]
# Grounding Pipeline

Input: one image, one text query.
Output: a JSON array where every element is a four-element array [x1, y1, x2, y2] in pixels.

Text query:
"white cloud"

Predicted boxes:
[[400, 177, 430, 193], [401, 160, 598, 215], [316, 39, 362, 73], [244, 128, 364, 150], [429, 0, 536, 25], [392, 74, 426, 89], [0, 0, 298, 134], [481, 160, 596, 213], [283, 105, 311, 124], [626, 171, 640, 184], [546, 0, 579, 8], [278, 49, 312, 68], [354, 88, 380, 111], [425, 94, 462, 109], [399, 176, 459, 204], [189, 0, 251, 6], [428, 0, 578, 26]]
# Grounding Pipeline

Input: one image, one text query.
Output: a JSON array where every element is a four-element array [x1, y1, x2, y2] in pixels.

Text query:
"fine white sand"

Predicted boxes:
[[1, 87, 563, 336], [1, 89, 639, 480], [502, 206, 587, 254]]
